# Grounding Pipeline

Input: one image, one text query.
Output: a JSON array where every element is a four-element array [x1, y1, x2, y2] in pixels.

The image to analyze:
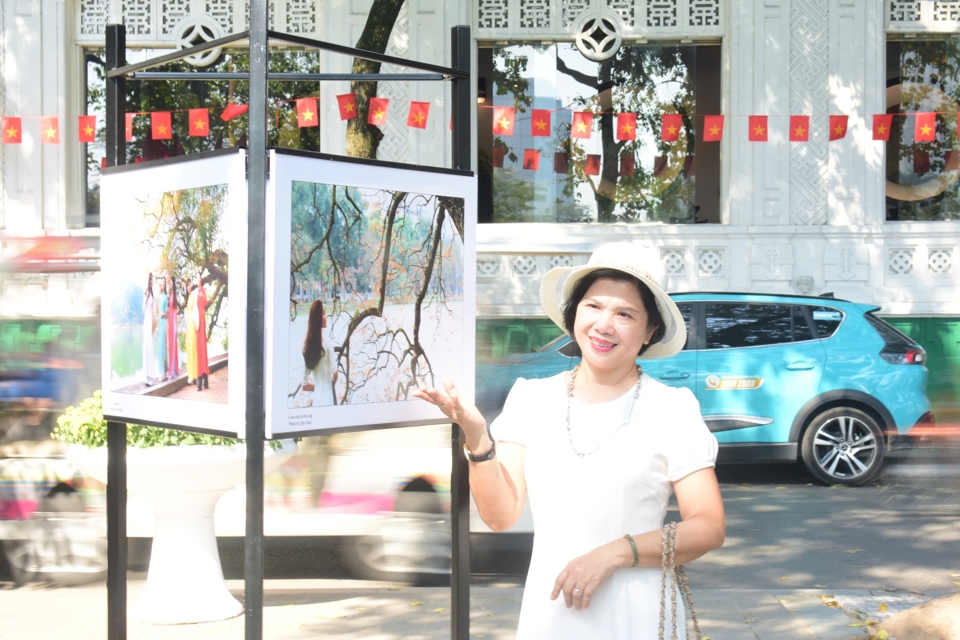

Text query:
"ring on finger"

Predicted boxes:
[[573, 587, 584, 594]]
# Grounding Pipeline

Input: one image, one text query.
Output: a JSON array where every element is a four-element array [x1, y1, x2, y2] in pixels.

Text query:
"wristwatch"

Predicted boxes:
[[464, 438, 496, 463]]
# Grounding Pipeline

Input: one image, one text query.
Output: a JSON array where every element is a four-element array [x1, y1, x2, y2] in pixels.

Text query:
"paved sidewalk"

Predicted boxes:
[[1, 578, 891, 639]]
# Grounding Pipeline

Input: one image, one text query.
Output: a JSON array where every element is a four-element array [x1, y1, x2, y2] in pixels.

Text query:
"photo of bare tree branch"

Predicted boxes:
[[287, 180, 465, 408]]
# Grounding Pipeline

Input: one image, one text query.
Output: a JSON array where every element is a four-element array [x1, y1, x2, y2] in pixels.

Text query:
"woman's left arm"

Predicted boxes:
[[552, 468, 725, 610]]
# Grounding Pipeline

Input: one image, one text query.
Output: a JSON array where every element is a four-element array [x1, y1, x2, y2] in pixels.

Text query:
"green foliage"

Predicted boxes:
[[490, 43, 699, 223], [492, 168, 544, 222], [52, 390, 278, 449]]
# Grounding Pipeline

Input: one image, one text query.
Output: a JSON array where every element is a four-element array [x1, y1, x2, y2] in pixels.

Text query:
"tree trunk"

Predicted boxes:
[[346, 0, 406, 159]]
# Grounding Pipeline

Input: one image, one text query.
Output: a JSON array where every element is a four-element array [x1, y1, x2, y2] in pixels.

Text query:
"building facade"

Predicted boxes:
[[2, 0, 959, 404]]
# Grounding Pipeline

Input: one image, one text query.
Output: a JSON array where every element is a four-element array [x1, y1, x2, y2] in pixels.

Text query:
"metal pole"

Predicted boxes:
[[449, 24, 472, 640], [244, 0, 268, 637], [105, 23, 127, 640]]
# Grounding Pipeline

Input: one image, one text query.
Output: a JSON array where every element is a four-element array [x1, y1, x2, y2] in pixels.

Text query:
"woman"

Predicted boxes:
[[186, 273, 209, 391], [142, 273, 157, 386], [193, 273, 209, 391], [167, 275, 179, 379], [301, 299, 338, 406], [157, 277, 168, 381], [185, 280, 197, 385], [414, 243, 725, 639]]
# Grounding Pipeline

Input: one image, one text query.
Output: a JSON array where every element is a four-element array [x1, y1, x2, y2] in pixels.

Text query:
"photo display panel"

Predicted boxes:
[[266, 151, 477, 436], [100, 150, 248, 436]]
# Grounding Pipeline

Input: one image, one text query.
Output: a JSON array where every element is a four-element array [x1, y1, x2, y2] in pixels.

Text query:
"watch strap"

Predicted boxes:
[[464, 438, 496, 463]]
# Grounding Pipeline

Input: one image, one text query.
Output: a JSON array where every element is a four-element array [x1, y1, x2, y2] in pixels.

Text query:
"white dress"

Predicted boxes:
[[142, 292, 156, 384], [302, 335, 335, 406], [489, 372, 718, 640]]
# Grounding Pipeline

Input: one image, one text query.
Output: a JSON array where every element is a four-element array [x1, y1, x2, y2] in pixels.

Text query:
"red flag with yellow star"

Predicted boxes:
[[125, 113, 134, 141], [492, 146, 506, 168], [1, 117, 21, 144], [789, 115, 810, 142], [151, 112, 172, 140], [553, 152, 569, 174], [297, 98, 319, 128], [914, 150, 930, 174], [78, 115, 96, 143], [829, 115, 848, 141], [530, 109, 551, 137], [522, 149, 540, 170], [946, 150, 960, 171], [571, 111, 593, 139], [873, 114, 893, 141], [915, 112, 936, 142], [661, 114, 682, 142], [40, 117, 60, 144], [619, 155, 635, 177], [492, 107, 514, 136], [584, 154, 600, 175], [336, 94, 357, 120], [748, 115, 768, 142], [617, 113, 637, 141], [407, 101, 430, 129], [220, 103, 248, 121], [189, 109, 209, 137], [703, 115, 724, 141], [368, 97, 389, 126]]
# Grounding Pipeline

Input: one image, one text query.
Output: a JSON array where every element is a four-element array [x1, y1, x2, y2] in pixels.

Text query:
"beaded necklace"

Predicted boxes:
[[565, 363, 643, 458]]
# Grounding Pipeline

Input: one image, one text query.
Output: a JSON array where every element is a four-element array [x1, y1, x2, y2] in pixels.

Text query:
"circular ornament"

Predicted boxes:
[[173, 16, 225, 67], [573, 7, 623, 62]]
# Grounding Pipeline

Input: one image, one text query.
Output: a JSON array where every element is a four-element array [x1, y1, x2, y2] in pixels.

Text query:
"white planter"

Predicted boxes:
[[68, 441, 296, 624]]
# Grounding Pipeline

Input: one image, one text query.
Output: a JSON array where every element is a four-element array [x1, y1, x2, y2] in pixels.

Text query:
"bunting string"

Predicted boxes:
[[3, 89, 959, 148]]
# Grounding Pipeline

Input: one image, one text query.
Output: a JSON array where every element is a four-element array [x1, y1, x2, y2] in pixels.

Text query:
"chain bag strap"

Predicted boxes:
[[658, 522, 702, 640]]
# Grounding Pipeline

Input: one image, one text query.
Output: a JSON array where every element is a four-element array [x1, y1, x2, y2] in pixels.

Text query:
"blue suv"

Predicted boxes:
[[475, 293, 934, 486]]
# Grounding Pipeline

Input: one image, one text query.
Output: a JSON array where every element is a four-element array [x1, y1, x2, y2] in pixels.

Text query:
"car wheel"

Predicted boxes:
[[801, 407, 885, 486], [342, 480, 450, 585]]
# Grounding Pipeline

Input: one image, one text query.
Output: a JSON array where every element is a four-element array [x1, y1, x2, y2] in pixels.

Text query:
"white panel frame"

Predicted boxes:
[[100, 150, 248, 436], [265, 152, 478, 437]]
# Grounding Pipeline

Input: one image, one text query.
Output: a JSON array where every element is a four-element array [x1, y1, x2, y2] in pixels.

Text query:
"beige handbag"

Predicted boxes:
[[659, 522, 702, 640]]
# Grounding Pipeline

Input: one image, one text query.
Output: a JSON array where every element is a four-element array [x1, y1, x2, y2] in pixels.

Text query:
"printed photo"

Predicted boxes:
[[287, 181, 465, 409], [108, 184, 230, 404]]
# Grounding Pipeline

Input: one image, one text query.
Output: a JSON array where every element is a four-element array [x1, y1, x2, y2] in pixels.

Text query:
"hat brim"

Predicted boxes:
[[539, 265, 686, 360]]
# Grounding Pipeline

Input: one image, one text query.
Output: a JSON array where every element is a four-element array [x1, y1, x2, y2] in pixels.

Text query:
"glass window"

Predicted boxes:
[[811, 306, 844, 339], [477, 43, 721, 224], [84, 47, 323, 227], [677, 302, 693, 350], [704, 303, 797, 349], [793, 306, 815, 342], [885, 38, 960, 221]]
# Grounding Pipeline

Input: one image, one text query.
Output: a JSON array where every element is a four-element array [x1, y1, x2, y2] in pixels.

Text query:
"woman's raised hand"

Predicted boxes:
[[412, 378, 487, 442]]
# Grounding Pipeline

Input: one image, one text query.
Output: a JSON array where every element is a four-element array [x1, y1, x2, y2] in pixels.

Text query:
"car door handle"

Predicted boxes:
[[785, 360, 817, 371], [657, 371, 690, 380]]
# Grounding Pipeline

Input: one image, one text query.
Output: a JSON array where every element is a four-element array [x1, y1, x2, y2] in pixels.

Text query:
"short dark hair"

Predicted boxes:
[[561, 268, 666, 356]]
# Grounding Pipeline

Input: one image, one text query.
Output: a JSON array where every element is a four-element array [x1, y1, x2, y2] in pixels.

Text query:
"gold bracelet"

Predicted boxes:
[[624, 533, 639, 568]]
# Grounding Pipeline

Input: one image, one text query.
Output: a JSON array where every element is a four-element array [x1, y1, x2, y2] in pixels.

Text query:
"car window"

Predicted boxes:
[[793, 306, 815, 342], [676, 302, 693, 351], [811, 306, 844, 339], [705, 303, 802, 349]]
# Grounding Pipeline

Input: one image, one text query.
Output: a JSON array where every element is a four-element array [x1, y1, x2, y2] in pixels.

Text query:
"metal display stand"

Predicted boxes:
[[102, 8, 473, 639]]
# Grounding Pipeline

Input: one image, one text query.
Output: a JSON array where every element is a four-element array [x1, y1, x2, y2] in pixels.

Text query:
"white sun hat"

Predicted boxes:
[[539, 242, 686, 360]]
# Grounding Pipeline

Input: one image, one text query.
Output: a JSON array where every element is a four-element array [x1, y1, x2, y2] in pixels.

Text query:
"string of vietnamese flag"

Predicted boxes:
[[0, 92, 952, 159], [490, 107, 951, 144], [0, 93, 436, 146], [487, 107, 958, 175]]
